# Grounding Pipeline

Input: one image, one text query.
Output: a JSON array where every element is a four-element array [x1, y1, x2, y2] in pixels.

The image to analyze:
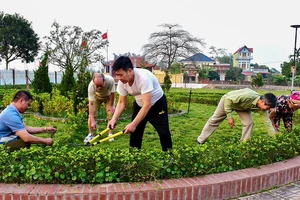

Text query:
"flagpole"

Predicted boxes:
[[107, 29, 111, 76]]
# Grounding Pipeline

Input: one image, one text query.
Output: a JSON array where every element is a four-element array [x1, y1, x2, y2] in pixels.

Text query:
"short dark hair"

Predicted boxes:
[[112, 56, 133, 72], [13, 90, 33, 102], [260, 93, 277, 108]]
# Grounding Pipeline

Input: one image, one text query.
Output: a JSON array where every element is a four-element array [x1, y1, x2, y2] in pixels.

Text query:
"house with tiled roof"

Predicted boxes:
[[103, 53, 156, 81], [233, 45, 253, 70], [179, 53, 216, 83]]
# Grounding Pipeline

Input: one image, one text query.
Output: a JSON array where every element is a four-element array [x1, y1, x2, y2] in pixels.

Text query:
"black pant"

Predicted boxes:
[[130, 94, 172, 151]]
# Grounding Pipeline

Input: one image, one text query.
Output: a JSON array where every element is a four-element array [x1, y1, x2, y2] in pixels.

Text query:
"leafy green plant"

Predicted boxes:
[[32, 51, 52, 94], [1, 88, 300, 184]]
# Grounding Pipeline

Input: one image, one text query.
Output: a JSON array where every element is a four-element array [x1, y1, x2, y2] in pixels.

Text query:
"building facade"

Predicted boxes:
[[233, 45, 253, 70]]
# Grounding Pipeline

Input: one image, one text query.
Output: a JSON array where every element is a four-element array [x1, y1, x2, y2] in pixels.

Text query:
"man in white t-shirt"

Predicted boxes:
[[84, 73, 116, 143], [108, 56, 172, 152]]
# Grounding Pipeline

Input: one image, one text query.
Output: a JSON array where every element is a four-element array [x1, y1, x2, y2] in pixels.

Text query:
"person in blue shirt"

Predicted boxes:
[[0, 90, 56, 151]]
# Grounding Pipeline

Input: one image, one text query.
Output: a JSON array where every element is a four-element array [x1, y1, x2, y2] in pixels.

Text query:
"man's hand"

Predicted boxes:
[[124, 123, 136, 134], [107, 119, 117, 130], [45, 126, 57, 133], [108, 106, 115, 114], [44, 138, 54, 146], [228, 118, 235, 128], [91, 119, 97, 130]]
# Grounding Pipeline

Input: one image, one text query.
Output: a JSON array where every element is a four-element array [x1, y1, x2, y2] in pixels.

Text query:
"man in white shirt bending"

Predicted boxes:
[[107, 56, 172, 152]]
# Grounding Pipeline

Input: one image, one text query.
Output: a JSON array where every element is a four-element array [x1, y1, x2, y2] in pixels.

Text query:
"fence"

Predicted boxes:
[[0, 69, 66, 86]]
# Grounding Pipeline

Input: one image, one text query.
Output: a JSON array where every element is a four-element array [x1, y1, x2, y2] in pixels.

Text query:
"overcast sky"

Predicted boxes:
[[1, 0, 300, 71]]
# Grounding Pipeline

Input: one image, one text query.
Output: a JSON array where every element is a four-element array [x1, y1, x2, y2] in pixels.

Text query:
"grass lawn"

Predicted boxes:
[[22, 86, 299, 152]]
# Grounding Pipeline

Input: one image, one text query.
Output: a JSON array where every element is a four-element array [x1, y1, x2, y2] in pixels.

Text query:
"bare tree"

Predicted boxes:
[[43, 21, 107, 73], [142, 23, 206, 69], [208, 46, 227, 62]]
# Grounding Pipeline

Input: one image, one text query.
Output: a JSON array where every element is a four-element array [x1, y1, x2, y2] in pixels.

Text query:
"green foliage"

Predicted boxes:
[[170, 62, 182, 74], [44, 21, 107, 72], [0, 89, 17, 108], [251, 73, 264, 89], [198, 67, 209, 78], [208, 71, 220, 81], [0, 12, 39, 70], [218, 55, 233, 66], [1, 130, 300, 184], [281, 61, 293, 78], [59, 65, 75, 97], [162, 70, 172, 92], [273, 75, 288, 86], [41, 89, 73, 117], [183, 72, 189, 83], [1, 88, 299, 184], [73, 56, 91, 115], [32, 52, 52, 94], [225, 67, 243, 81]]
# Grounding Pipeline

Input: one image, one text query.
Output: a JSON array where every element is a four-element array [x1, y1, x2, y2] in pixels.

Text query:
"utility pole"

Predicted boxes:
[[290, 24, 300, 92], [168, 26, 172, 69]]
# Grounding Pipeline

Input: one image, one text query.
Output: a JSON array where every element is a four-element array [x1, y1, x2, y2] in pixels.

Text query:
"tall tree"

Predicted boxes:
[[142, 23, 206, 69], [43, 21, 107, 73], [209, 46, 233, 65], [0, 12, 39, 70], [208, 46, 227, 61], [281, 60, 299, 78], [32, 51, 52, 94]]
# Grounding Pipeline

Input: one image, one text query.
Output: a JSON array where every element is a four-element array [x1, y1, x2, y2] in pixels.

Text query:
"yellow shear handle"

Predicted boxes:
[[89, 127, 110, 144], [92, 131, 124, 146]]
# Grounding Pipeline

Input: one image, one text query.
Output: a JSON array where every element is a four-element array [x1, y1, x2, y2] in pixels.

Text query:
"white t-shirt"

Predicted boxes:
[[117, 68, 163, 106], [88, 75, 115, 101]]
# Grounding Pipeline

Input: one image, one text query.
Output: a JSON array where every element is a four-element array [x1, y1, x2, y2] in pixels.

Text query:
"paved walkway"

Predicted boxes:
[[238, 180, 300, 199]]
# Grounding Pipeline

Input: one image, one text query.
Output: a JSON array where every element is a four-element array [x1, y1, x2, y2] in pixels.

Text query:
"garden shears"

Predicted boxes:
[[85, 127, 124, 146]]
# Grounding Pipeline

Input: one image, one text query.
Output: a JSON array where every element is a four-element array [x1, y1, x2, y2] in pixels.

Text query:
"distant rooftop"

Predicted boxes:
[[180, 53, 215, 63]]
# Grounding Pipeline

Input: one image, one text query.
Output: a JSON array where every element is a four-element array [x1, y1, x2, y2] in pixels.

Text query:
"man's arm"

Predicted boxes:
[[89, 100, 95, 119], [16, 130, 53, 145], [259, 110, 276, 136], [269, 109, 277, 131], [89, 100, 97, 130], [108, 95, 127, 129], [25, 124, 56, 134], [223, 96, 234, 119], [108, 92, 115, 113], [124, 92, 152, 133]]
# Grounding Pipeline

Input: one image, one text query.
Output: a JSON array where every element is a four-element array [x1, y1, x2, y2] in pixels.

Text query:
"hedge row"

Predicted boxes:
[[1, 129, 299, 184]]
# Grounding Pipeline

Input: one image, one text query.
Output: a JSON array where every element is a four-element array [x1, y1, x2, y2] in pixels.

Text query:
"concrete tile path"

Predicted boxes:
[[238, 180, 300, 200]]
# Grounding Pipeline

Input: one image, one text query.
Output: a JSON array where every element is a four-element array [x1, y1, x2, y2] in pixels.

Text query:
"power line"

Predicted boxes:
[[254, 60, 288, 65]]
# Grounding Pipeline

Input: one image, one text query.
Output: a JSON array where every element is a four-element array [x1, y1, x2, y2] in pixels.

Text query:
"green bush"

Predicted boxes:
[[2, 88, 300, 184], [32, 52, 52, 94], [1, 130, 300, 184]]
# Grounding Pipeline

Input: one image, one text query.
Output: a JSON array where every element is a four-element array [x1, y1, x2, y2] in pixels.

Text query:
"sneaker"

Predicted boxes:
[[84, 133, 94, 144], [108, 133, 114, 142]]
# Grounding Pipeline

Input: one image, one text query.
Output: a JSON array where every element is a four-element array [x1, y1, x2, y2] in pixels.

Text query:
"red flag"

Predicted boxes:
[[81, 40, 87, 49], [102, 32, 108, 40]]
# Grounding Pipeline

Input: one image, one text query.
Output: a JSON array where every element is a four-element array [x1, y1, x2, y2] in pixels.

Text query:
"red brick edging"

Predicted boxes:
[[1, 155, 300, 200]]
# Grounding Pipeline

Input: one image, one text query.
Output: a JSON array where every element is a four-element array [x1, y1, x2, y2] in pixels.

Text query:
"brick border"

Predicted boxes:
[[1, 155, 300, 200]]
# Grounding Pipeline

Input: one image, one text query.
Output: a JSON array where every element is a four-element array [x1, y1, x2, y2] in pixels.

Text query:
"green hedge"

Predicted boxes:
[[1, 129, 299, 184], [2, 89, 300, 184]]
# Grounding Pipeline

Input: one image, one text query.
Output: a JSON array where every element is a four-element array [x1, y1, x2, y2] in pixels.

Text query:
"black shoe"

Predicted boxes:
[[196, 140, 205, 145]]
